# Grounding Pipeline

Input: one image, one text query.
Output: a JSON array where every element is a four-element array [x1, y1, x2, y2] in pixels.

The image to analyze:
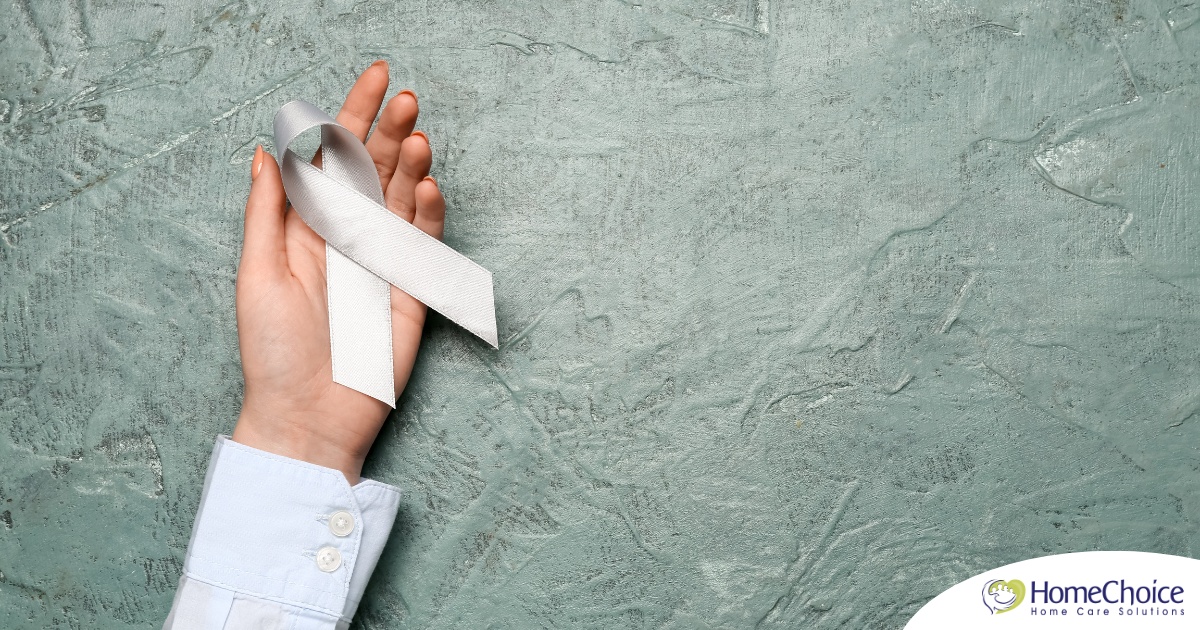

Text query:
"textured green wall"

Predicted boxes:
[[3, 0, 1200, 627]]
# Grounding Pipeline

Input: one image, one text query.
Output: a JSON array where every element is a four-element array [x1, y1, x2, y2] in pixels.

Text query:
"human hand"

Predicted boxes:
[[231, 60, 444, 484]]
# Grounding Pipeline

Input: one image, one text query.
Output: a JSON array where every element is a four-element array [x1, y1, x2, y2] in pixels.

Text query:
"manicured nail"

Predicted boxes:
[[251, 145, 263, 180]]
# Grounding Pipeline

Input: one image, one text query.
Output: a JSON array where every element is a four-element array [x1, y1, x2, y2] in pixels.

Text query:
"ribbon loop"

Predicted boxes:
[[273, 99, 497, 406]]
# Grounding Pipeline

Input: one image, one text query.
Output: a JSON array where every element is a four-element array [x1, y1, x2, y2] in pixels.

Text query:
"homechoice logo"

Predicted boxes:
[[907, 552, 1200, 629], [1023, 579, 1185, 618], [983, 579, 1025, 614]]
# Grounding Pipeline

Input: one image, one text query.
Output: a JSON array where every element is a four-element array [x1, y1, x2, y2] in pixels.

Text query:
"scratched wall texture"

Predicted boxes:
[[2, 0, 1200, 627]]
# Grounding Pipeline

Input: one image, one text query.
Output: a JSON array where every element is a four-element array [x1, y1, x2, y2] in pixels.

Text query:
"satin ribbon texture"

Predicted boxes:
[[272, 99, 497, 407]]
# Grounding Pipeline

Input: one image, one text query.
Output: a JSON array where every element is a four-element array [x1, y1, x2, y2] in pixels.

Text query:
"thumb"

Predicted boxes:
[[240, 146, 288, 279]]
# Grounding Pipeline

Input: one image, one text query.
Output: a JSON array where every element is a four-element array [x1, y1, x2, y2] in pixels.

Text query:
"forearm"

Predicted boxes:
[[164, 436, 400, 629]]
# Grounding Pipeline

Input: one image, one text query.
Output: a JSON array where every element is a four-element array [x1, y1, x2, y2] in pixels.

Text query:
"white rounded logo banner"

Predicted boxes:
[[273, 100, 497, 406], [907, 551, 1198, 629]]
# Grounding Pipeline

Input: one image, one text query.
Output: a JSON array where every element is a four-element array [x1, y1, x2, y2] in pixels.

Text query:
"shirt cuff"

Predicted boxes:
[[181, 435, 401, 624]]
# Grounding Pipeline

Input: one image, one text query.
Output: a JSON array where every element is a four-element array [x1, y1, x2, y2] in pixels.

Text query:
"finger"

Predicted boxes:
[[384, 131, 432, 223], [312, 60, 390, 169], [336, 60, 390, 140], [240, 147, 288, 280], [413, 176, 446, 240], [364, 90, 418, 190]]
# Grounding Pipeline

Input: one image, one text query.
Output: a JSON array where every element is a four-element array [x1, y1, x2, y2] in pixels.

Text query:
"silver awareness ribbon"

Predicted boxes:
[[273, 99, 497, 407]]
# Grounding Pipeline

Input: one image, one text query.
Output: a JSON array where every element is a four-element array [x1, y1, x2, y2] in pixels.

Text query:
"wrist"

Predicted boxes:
[[231, 406, 367, 484]]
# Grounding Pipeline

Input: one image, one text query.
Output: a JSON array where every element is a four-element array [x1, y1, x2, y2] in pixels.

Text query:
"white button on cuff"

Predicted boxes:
[[316, 546, 342, 572], [329, 511, 355, 537]]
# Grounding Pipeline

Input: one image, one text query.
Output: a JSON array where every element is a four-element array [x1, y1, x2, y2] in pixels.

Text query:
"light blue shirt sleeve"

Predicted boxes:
[[163, 435, 401, 630]]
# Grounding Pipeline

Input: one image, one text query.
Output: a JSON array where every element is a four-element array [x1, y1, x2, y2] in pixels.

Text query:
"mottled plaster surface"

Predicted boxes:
[[3, 0, 1200, 627]]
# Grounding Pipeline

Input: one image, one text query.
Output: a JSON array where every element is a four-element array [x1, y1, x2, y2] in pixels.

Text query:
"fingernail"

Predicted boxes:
[[399, 89, 417, 102], [423, 175, 437, 186], [251, 145, 263, 180], [411, 130, 428, 143], [370, 59, 387, 69]]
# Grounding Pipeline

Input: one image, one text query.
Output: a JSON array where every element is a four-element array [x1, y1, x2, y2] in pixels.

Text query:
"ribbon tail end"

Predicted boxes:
[[480, 319, 498, 350], [363, 389, 397, 409], [333, 375, 397, 409], [463, 319, 498, 349]]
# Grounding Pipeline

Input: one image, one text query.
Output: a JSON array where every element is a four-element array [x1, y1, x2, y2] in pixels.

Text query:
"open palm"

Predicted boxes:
[[232, 61, 443, 483]]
